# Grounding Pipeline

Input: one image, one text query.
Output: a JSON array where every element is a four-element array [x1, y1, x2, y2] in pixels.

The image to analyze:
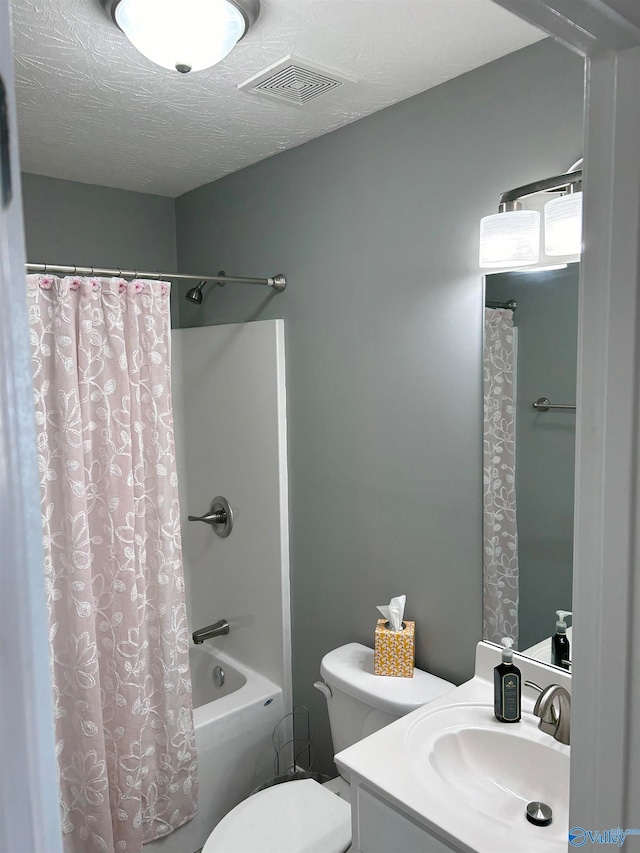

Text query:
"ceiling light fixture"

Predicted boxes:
[[101, 0, 260, 75], [479, 160, 583, 269]]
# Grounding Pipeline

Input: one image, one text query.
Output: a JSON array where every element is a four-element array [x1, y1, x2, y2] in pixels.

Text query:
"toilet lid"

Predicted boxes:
[[202, 779, 351, 853]]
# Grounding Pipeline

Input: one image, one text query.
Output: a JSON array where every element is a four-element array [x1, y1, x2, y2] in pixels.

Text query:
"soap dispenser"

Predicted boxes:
[[552, 610, 572, 669], [494, 638, 521, 723]]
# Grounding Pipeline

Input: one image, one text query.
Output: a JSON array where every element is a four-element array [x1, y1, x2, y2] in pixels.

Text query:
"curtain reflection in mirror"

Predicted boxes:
[[483, 308, 519, 645]]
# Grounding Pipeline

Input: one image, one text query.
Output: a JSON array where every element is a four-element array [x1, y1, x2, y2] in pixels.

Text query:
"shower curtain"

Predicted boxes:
[[27, 275, 197, 853], [483, 308, 519, 646]]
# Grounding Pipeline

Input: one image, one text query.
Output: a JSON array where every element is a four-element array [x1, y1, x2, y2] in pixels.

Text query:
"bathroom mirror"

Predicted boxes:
[[483, 264, 579, 666]]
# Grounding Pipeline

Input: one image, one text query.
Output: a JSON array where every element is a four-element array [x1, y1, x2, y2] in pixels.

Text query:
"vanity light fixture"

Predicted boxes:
[[479, 160, 583, 269], [544, 183, 583, 256], [479, 203, 540, 269], [101, 0, 260, 74]]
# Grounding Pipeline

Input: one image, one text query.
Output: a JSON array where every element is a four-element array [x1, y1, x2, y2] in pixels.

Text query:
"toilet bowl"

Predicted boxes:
[[202, 778, 351, 853], [202, 643, 454, 853]]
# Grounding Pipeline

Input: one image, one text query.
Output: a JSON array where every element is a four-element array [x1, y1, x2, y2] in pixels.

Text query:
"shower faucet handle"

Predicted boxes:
[[189, 509, 225, 523], [188, 496, 234, 539]]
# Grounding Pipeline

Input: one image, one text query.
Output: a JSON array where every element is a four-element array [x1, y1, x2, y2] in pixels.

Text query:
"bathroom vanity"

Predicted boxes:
[[335, 642, 571, 853], [349, 781, 460, 853]]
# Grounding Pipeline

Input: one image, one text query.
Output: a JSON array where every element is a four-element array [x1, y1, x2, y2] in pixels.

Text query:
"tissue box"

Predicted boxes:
[[374, 619, 415, 678]]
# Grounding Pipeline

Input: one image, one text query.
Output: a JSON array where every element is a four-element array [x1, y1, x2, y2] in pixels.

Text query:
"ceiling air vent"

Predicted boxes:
[[238, 55, 355, 105]]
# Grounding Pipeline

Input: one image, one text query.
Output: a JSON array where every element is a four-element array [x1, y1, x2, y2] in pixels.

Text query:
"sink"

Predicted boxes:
[[429, 726, 568, 823], [405, 702, 570, 849]]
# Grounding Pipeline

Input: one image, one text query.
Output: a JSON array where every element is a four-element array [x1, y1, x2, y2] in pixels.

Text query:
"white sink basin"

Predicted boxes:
[[405, 702, 570, 850]]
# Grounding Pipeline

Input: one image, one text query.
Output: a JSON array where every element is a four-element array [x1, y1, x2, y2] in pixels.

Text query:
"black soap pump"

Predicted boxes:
[[552, 610, 572, 669], [494, 638, 521, 723]]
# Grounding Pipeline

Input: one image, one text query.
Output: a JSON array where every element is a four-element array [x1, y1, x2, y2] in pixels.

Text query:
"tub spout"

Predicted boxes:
[[193, 619, 229, 644]]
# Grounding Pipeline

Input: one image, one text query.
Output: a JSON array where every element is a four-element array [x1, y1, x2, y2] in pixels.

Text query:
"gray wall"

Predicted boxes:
[[175, 39, 584, 773], [486, 266, 578, 652], [20, 173, 178, 321]]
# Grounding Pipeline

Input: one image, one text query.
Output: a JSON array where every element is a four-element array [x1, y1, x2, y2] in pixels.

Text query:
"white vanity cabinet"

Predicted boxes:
[[350, 775, 468, 853]]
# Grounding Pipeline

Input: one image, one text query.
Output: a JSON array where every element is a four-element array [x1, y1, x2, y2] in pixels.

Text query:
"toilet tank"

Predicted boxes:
[[318, 643, 455, 757]]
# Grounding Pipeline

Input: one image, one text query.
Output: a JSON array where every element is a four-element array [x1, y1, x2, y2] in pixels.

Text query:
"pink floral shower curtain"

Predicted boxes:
[[27, 275, 197, 853]]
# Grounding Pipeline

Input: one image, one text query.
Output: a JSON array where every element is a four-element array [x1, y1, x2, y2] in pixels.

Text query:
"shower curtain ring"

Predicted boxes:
[[73, 265, 77, 275], [43, 263, 47, 274]]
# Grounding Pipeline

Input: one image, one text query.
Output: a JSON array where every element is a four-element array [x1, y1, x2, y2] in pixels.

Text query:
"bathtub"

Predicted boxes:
[[147, 645, 285, 853]]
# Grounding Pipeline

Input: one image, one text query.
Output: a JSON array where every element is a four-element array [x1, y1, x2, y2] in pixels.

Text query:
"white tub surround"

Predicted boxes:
[[148, 646, 284, 853], [336, 642, 571, 853], [172, 320, 291, 711], [161, 318, 291, 853]]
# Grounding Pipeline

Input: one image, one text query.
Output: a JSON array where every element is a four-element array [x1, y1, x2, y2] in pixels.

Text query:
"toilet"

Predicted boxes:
[[202, 643, 454, 853]]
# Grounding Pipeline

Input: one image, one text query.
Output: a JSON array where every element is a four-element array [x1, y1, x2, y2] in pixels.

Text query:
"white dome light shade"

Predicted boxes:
[[544, 192, 583, 256], [114, 0, 247, 73], [479, 210, 540, 269]]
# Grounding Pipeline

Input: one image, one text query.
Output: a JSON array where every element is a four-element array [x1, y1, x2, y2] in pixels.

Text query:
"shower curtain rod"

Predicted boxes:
[[25, 263, 287, 292], [485, 299, 517, 311]]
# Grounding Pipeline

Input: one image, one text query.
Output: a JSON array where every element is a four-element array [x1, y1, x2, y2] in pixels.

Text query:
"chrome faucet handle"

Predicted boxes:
[[188, 496, 233, 538], [188, 509, 225, 524], [533, 685, 571, 745]]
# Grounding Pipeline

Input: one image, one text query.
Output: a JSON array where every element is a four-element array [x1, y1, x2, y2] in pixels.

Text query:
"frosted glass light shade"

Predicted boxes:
[[544, 192, 583, 256], [114, 0, 246, 73], [479, 210, 540, 269]]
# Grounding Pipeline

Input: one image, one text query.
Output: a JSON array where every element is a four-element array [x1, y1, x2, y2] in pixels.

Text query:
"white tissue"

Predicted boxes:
[[377, 595, 406, 632]]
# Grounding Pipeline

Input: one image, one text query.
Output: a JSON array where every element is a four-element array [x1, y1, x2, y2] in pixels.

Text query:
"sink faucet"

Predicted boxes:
[[192, 618, 229, 644], [525, 682, 571, 745]]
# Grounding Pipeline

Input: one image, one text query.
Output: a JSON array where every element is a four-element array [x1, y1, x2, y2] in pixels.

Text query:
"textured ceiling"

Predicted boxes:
[[10, 0, 543, 197]]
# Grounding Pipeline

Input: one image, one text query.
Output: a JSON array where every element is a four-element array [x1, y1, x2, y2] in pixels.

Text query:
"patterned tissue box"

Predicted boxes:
[[374, 619, 415, 678]]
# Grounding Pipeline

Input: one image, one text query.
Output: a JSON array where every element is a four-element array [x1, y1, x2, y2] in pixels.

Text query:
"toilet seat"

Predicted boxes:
[[202, 778, 351, 853]]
